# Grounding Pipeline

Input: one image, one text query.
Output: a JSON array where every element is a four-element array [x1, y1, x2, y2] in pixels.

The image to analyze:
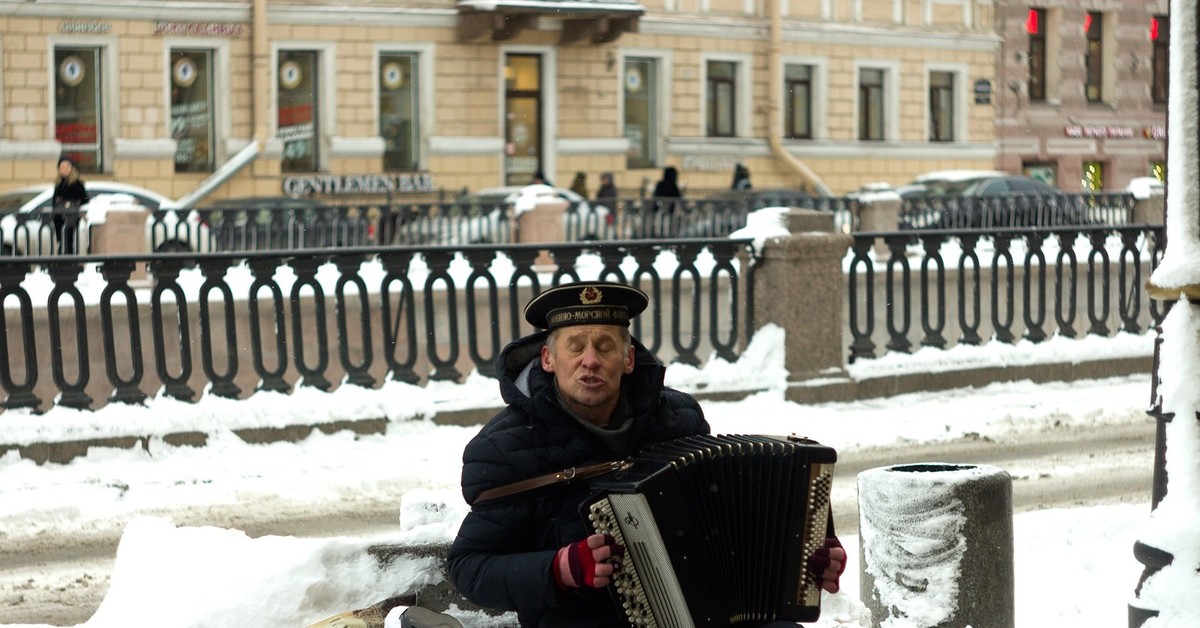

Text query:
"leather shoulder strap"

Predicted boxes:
[[470, 460, 630, 508]]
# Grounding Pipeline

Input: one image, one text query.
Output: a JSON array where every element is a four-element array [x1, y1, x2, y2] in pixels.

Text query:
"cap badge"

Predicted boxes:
[[579, 286, 603, 305]]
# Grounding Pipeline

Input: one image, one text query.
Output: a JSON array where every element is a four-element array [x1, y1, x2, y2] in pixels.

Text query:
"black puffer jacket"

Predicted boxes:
[[448, 331, 709, 627]]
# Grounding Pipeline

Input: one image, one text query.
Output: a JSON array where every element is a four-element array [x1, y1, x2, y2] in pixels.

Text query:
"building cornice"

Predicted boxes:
[[3, 0, 999, 51]]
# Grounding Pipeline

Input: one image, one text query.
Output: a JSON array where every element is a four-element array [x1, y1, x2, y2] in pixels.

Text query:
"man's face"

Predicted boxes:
[[541, 324, 634, 425]]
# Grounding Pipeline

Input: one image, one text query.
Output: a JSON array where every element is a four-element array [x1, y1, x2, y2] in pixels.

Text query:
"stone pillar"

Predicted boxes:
[[753, 209, 852, 400], [854, 193, 901, 259], [86, 196, 150, 283], [858, 463, 1015, 628], [515, 197, 568, 266], [1132, 190, 1165, 225]]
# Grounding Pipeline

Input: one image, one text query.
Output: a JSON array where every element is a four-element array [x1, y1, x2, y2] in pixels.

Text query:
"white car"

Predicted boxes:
[[450, 184, 612, 244], [0, 182, 207, 256]]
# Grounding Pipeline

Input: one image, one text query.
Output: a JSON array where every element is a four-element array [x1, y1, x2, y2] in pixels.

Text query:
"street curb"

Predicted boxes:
[[0, 356, 1152, 465]]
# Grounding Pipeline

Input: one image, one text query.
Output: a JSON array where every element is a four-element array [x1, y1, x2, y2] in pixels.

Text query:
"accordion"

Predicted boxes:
[[584, 434, 836, 627]]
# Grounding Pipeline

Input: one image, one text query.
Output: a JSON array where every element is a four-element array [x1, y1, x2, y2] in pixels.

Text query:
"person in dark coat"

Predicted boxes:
[[651, 165, 682, 204], [569, 171, 589, 198], [595, 172, 618, 208], [650, 166, 683, 237], [447, 281, 845, 627], [52, 156, 89, 254], [731, 162, 752, 191]]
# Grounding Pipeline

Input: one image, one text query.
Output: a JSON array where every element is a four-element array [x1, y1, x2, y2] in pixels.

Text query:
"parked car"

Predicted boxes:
[[437, 184, 610, 244], [895, 170, 1007, 200], [199, 196, 368, 251], [899, 172, 1090, 229], [672, 188, 834, 238], [0, 182, 204, 256]]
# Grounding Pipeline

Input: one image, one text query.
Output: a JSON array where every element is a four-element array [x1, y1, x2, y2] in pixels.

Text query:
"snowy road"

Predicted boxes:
[[0, 411, 1155, 627]]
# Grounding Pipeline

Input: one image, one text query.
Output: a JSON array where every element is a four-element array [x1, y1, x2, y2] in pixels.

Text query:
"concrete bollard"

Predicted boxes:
[[857, 463, 1014, 628]]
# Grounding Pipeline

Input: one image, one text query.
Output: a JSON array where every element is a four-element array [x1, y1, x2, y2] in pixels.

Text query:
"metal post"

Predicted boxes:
[[1130, 0, 1200, 625]]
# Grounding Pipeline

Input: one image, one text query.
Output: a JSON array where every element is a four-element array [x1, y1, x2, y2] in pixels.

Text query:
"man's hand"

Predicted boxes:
[[807, 536, 847, 594], [553, 533, 625, 589]]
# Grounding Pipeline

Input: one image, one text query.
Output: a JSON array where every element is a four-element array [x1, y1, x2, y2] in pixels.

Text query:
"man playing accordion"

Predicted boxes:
[[449, 281, 845, 627]]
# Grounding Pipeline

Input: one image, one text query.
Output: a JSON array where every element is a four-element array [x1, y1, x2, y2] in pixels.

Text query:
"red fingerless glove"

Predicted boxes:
[[807, 536, 847, 592], [553, 533, 624, 589]]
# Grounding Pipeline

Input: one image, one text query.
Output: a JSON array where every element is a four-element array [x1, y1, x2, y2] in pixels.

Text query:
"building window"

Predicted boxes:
[[170, 49, 215, 173], [379, 53, 419, 172], [1150, 160, 1165, 182], [1085, 12, 1104, 103], [929, 71, 955, 142], [1151, 16, 1169, 105], [624, 57, 658, 169], [858, 68, 885, 141], [706, 60, 737, 137], [1082, 161, 1103, 191], [1027, 8, 1047, 102], [785, 64, 813, 140], [278, 51, 320, 173], [54, 46, 104, 173], [504, 54, 544, 186], [1024, 162, 1057, 188]]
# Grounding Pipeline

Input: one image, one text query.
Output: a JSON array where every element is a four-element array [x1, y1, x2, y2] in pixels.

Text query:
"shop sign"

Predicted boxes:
[[1144, 125, 1167, 140], [282, 173, 435, 197], [154, 22, 246, 37], [973, 79, 992, 105], [682, 155, 737, 172], [60, 21, 111, 34], [1064, 125, 1135, 139]]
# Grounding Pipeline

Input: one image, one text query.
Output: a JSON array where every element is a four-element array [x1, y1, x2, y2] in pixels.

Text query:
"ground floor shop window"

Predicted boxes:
[[706, 60, 737, 138], [278, 51, 320, 173], [858, 68, 885, 141], [1023, 163, 1057, 188], [624, 57, 658, 169], [379, 52, 419, 172], [54, 46, 104, 173], [785, 64, 813, 140], [1082, 161, 1104, 191], [928, 70, 955, 142], [170, 49, 216, 173]]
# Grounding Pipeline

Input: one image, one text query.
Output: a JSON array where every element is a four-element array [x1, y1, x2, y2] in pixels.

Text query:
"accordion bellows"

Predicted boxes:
[[585, 434, 837, 627]]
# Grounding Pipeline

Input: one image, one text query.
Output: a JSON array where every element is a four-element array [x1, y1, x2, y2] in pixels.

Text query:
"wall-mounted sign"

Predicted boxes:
[[172, 57, 198, 87], [682, 155, 737, 172], [381, 62, 406, 90], [282, 173, 435, 197], [279, 61, 303, 90], [973, 79, 992, 105], [58, 55, 86, 86], [1064, 125, 1135, 139], [1143, 125, 1167, 140], [60, 21, 111, 34], [154, 22, 245, 37]]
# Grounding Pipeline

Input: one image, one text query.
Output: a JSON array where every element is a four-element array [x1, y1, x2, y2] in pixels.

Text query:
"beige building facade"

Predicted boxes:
[[994, 0, 1169, 192], [1, 0, 1002, 204]]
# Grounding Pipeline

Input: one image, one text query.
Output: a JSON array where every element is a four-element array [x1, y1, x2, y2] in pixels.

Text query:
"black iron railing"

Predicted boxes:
[[899, 192, 1136, 230], [847, 224, 1165, 362], [0, 239, 755, 413]]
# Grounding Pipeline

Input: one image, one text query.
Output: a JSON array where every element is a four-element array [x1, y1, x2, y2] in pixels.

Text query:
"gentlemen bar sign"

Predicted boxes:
[[282, 173, 435, 197]]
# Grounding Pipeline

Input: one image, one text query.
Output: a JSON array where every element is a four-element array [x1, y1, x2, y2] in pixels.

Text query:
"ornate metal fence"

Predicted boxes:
[[847, 224, 1165, 362], [0, 239, 755, 414]]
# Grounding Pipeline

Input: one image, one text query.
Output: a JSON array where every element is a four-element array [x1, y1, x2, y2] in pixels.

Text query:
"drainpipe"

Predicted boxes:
[[767, 0, 832, 196], [253, 0, 270, 146]]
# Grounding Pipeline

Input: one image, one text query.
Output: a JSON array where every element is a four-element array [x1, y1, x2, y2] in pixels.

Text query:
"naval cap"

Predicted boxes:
[[524, 281, 649, 330]]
